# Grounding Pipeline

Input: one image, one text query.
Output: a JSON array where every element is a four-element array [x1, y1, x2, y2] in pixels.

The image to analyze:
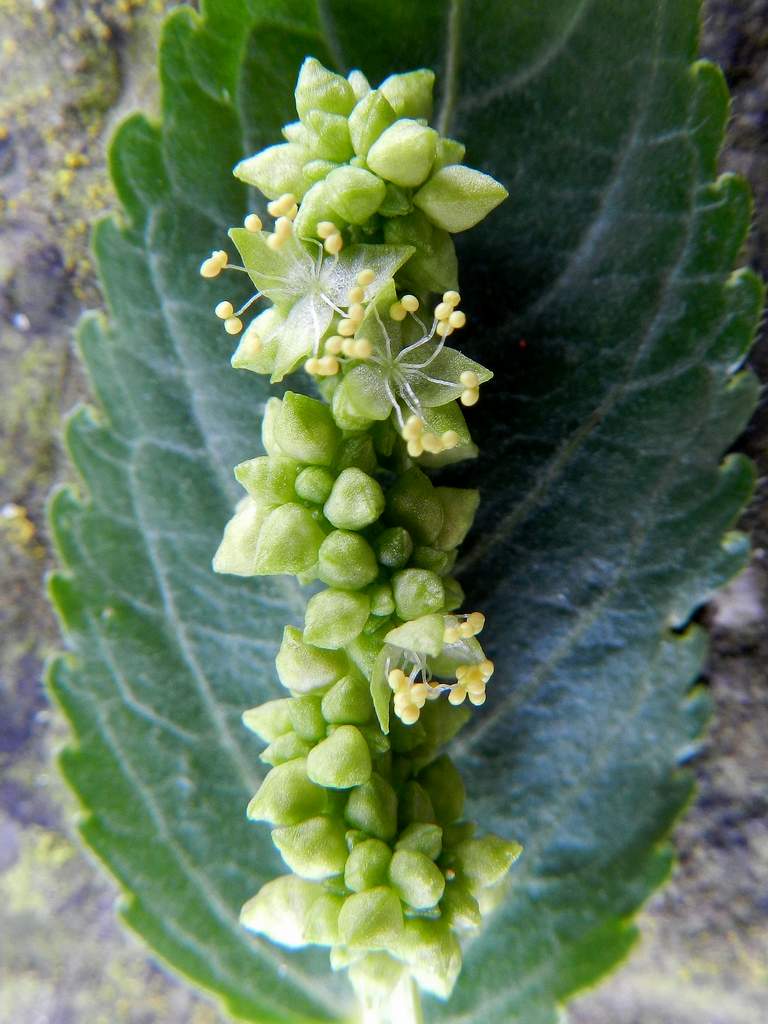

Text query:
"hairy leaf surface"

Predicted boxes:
[[50, 1, 762, 1022]]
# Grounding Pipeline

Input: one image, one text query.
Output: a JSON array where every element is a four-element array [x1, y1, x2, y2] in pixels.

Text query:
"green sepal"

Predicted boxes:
[[231, 308, 283, 375], [345, 773, 398, 840], [369, 646, 391, 735], [304, 588, 371, 649], [242, 697, 292, 742], [385, 613, 445, 657], [396, 919, 462, 999], [246, 758, 326, 826], [295, 57, 356, 119], [433, 487, 480, 550], [304, 891, 345, 945], [391, 569, 445, 620], [375, 526, 414, 569], [333, 364, 394, 425], [211, 497, 273, 577], [261, 397, 283, 455], [412, 546, 452, 575], [383, 209, 458, 293], [395, 822, 443, 860], [288, 695, 326, 742], [413, 164, 508, 233], [379, 69, 435, 120], [417, 755, 465, 825], [347, 69, 371, 100], [272, 815, 349, 880], [234, 455, 300, 505], [323, 467, 386, 531], [433, 137, 466, 172], [318, 530, 379, 590], [398, 780, 436, 826], [260, 732, 313, 766], [275, 392, 341, 467], [454, 835, 523, 889], [338, 886, 404, 950], [304, 109, 354, 162], [321, 674, 374, 725], [307, 725, 373, 789], [344, 837, 393, 892], [251, 503, 326, 575], [440, 880, 482, 931], [388, 849, 445, 910], [326, 165, 386, 224], [385, 467, 443, 545], [369, 582, 396, 617], [240, 875, 323, 948], [366, 119, 438, 188], [275, 626, 347, 693], [348, 89, 397, 158], [295, 465, 335, 504], [233, 142, 310, 200], [334, 434, 378, 475]]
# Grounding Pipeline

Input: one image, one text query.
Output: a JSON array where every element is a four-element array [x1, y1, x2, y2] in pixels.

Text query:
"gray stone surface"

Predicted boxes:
[[0, 3, 765, 1022]]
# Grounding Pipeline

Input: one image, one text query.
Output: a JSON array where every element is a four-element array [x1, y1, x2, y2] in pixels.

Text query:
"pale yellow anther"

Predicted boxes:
[[434, 301, 452, 320], [448, 685, 467, 706], [199, 258, 221, 278], [316, 220, 338, 239], [244, 213, 263, 232], [338, 318, 356, 337], [213, 250, 228, 266], [468, 691, 487, 707], [352, 338, 373, 359], [241, 328, 262, 357], [341, 338, 356, 357], [388, 669, 409, 692], [410, 684, 429, 708], [389, 302, 407, 322], [285, 203, 299, 221], [443, 290, 461, 307], [466, 676, 486, 697], [468, 611, 486, 634], [317, 355, 340, 376], [443, 625, 460, 644], [357, 268, 375, 287], [407, 439, 424, 458], [461, 388, 480, 407], [267, 232, 286, 251], [449, 310, 467, 329], [441, 430, 460, 449], [455, 665, 469, 680], [402, 415, 424, 441], [325, 335, 344, 355], [436, 320, 454, 337], [275, 216, 293, 237], [304, 357, 322, 374], [421, 432, 443, 454], [399, 704, 421, 725], [324, 232, 344, 255], [479, 659, 495, 679], [459, 621, 475, 639], [267, 193, 297, 218], [215, 300, 234, 319], [460, 370, 480, 388], [224, 317, 243, 335], [348, 285, 365, 304], [348, 302, 365, 322], [401, 294, 419, 313]]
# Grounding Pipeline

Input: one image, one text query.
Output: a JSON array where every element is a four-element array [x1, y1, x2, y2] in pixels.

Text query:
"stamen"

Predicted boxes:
[[401, 294, 419, 313], [389, 302, 407, 322], [348, 285, 365, 304], [224, 316, 243, 335], [324, 232, 343, 255], [267, 193, 297, 218], [357, 268, 375, 287], [443, 290, 461, 307], [244, 213, 263, 232], [316, 220, 338, 239], [448, 310, 466, 329], [436, 320, 454, 337], [325, 335, 344, 355], [434, 301, 452, 320], [347, 302, 365, 323], [215, 301, 234, 319], [337, 318, 356, 337], [352, 338, 372, 359]]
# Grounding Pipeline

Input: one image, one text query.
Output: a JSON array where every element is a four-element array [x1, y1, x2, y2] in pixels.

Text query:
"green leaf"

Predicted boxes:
[[49, 4, 761, 1024]]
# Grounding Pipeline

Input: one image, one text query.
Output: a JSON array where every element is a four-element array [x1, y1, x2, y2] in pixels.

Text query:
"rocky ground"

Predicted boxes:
[[0, 2, 765, 1022]]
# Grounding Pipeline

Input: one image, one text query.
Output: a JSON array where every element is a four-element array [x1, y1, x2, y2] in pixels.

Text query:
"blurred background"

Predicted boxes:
[[0, 2, 765, 1022]]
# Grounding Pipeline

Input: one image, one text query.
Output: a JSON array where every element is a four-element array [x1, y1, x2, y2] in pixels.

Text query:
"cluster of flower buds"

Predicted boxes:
[[206, 56, 518, 1014]]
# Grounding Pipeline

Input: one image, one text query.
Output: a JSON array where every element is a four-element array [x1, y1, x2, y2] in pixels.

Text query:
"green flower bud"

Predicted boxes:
[[344, 837, 392, 892], [323, 468, 385, 531], [247, 758, 326, 826], [272, 814, 349, 879], [234, 143, 310, 200], [433, 136, 466, 172], [275, 392, 340, 467], [440, 880, 481, 930], [385, 467, 443, 545], [304, 891, 345, 945], [338, 886, 403, 950], [242, 697, 292, 741], [454, 835, 523, 889], [412, 545, 452, 575], [368, 582, 395, 617], [367, 119, 438, 188], [391, 569, 445, 619], [288, 695, 326, 741], [433, 487, 480, 551], [304, 109, 354, 162], [379, 69, 435, 120], [385, 613, 445, 657], [345, 773, 398, 841], [212, 498, 272, 576], [234, 455, 300, 505], [276, 626, 347, 693], [334, 434, 378, 475], [295, 57, 356, 119], [418, 755, 465, 825], [375, 526, 413, 569], [413, 164, 508, 233], [321, 674, 374, 725], [304, 588, 371, 650], [295, 465, 335, 504], [399, 919, 462, 999], [253, 504, 326, 575], [326, 165, 386, 224], [261, 396, 283, 456], [261, 732, 312, 766], [348, 89, 397, 157], [383, 209, 458, 293], [240, 875, 323, 948], [307, 725, 372, 789], [318, 530, 379, 590], [398, 780, 436, 826], [395, 822, 443, 860], [388, 849, 445, 909]]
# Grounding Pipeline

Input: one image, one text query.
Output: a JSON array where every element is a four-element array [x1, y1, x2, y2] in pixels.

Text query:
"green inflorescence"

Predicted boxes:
[[206, 58, 521, 1014]]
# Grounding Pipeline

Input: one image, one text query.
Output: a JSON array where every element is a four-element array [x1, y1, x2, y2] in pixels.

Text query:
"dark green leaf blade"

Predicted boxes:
[[48, 2, 762, 1023]]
